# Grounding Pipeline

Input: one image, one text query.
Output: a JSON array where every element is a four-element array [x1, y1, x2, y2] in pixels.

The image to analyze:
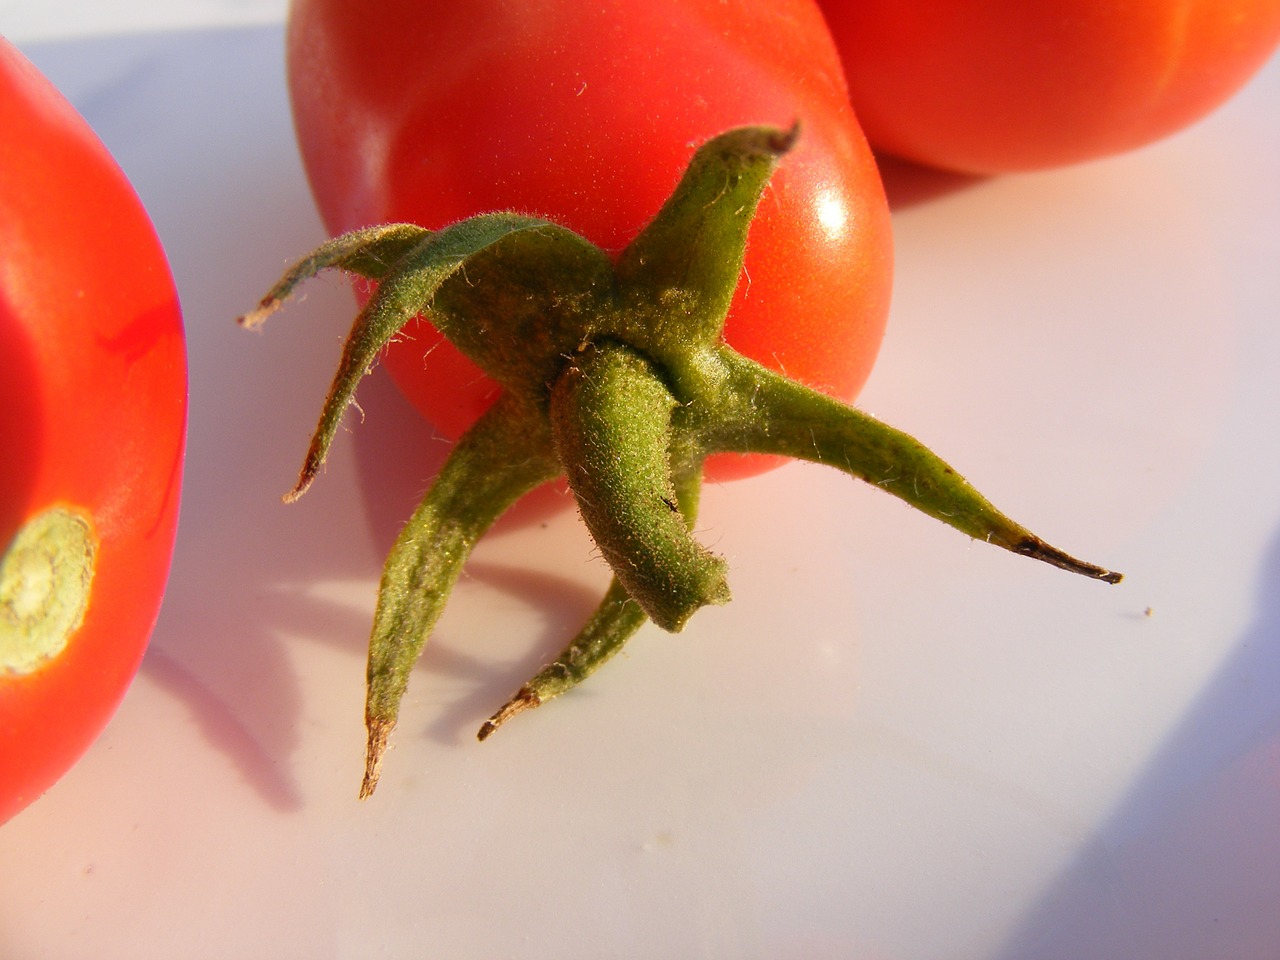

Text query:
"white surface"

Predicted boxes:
[[0, 0, 285, 42], [4, 5, 1280, 959]]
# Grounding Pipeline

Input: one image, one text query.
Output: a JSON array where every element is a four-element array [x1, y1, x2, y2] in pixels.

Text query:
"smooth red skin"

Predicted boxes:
[[0, 38, 187, 824], [286, 0, 893, 479], [819, 0, 1280, 174]]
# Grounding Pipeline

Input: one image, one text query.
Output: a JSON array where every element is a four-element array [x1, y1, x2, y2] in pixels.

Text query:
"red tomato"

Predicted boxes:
[[818, 0, 1280, 173], [1, 38, 186, 824], [286, 0, 893, 478]]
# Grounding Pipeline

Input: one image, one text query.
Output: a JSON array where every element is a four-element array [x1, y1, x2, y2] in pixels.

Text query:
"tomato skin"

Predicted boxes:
[[286, 0, 892, 478], [1, 38, 186, 824], [818, 0, 1280, 173]]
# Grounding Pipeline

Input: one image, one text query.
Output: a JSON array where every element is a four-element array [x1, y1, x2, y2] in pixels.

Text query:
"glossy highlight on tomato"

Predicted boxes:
[[286, 0, 893, 478], [1, 37, 187, 824], [818, 0, 1280, 173]]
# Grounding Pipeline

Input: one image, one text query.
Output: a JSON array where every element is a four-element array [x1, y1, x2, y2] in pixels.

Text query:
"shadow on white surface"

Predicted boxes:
[[997, 522, 1280, 959]]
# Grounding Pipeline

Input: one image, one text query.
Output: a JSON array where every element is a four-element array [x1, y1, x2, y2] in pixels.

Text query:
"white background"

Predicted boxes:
[[4, 3, 1280, 958]]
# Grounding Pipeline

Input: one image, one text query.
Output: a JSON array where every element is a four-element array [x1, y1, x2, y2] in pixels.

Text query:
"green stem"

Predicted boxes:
[[550, 341, 729, 632], [361, 394, 559, 798]]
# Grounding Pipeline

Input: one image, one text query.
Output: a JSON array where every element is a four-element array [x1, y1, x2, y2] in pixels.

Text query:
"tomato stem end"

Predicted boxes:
[[243, 123, 1122, 795]]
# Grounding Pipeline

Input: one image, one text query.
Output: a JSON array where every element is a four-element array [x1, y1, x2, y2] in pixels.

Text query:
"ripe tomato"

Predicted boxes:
[[285, 0, 893, 478], [818, 0, 1280, 173], [1, 38, 186, 824]]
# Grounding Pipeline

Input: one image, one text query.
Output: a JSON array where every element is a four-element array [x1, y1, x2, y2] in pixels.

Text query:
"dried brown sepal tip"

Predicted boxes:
[[282, 446, 324, 504], [359, 717, 394, 799], [236, 297, 283, 331], [1014, 537, 1123, 584], [476, 686, 542, 741], [768, 120, 801, 154]]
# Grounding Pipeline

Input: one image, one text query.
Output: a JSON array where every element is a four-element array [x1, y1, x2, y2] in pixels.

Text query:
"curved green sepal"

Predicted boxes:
[[237, 223, 430, 330], [360, 394, 559, 798], [614, 123, 798, 362], [477, 577, 645, 740], [550, 341, 729, 632], [476, 460, 708, 738], [281, 214, 558, 500], [703, 350, 1122, 583]]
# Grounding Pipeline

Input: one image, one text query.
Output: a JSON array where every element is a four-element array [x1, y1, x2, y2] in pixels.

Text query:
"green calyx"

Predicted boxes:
[[241, 124, 1120, 799]]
